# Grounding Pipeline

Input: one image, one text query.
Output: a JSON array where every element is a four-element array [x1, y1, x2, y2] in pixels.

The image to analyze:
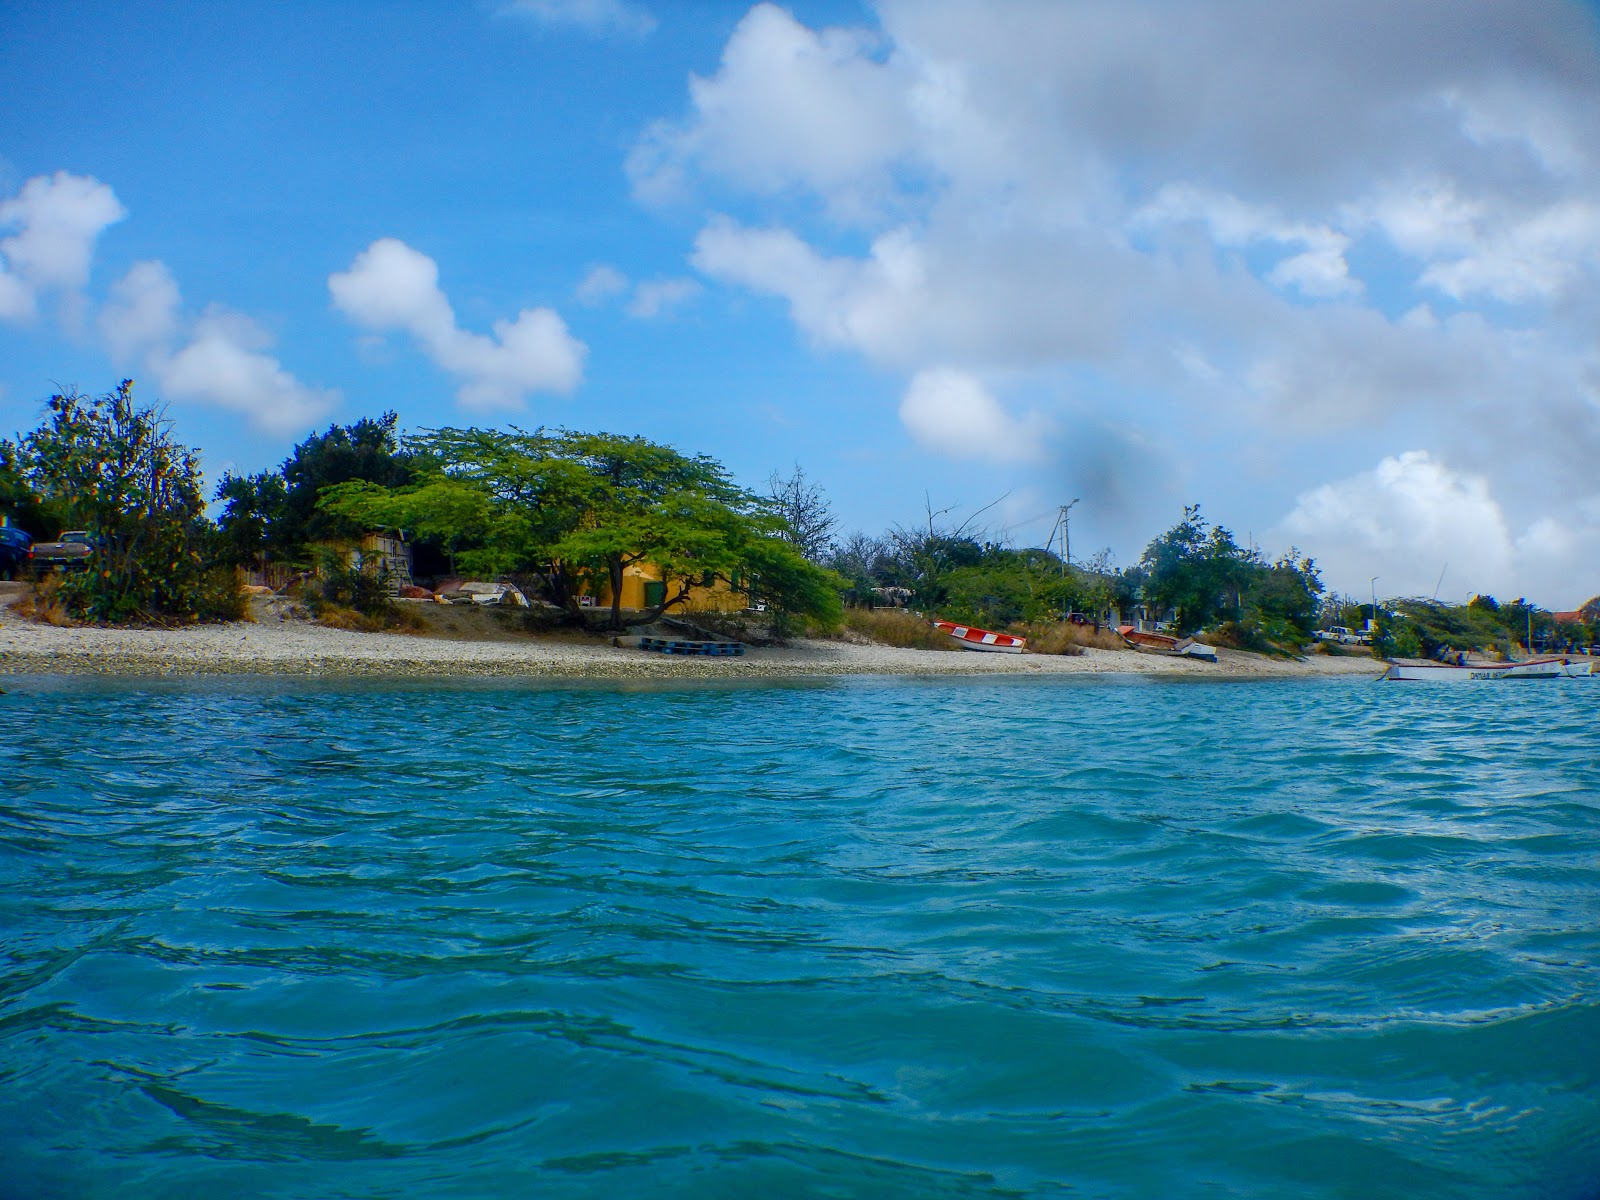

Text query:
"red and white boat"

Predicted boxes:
[[933, 620, 1026, 654]]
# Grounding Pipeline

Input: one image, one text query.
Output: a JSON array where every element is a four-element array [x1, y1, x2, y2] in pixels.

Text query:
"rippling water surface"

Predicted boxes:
[[2, 675, 1597, 1198]]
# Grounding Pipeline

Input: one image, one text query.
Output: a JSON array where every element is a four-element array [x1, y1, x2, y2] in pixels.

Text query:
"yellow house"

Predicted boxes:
[[582, 560, 750, 614]]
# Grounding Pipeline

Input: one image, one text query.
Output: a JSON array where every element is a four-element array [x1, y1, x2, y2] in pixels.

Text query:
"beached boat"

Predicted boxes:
[[933, 620, 1026, 654], [1117, 625, 1177, 650], [1380, 658, 1569, 682], [1114, 625, 1217, 662]]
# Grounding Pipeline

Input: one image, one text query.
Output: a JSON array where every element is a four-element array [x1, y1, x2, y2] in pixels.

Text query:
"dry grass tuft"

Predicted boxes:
[[1014, 620, 1128, 654], [314, 599, 433, 635], [313, 604, 388, 633], [391, 604, 431, 635], [840, 608, 961, 651], [8, 577, 76, 626]]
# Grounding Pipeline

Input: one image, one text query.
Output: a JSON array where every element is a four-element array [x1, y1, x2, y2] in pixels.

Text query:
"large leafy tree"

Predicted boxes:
[[21, 381, 240, 622], [1137, 505, 1322, 646], [215, 412, 417, 566], [320, 426, 843, 630]]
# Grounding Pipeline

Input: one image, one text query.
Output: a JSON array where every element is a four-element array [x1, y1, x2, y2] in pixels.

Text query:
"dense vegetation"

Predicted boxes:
[[310, 426, 843, 630], [1369, 594, 1596, 660], [822, 504, 1323, 654], [3, 382, 1588, 655], [2, 382, 241, 622]]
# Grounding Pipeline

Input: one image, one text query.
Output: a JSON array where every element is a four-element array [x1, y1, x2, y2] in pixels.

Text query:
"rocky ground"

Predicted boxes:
[[0, 585, 1389, 681]]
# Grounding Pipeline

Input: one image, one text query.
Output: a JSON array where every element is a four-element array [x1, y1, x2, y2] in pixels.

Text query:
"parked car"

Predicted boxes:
[[29, 530, 98, 569], [1315, 625, 1371, 645], [0, 524, 31, 578]]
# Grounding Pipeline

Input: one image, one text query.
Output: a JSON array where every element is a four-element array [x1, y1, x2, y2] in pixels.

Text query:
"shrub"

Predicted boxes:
[[305, 552, 422, 633], [18, 382, 244, 624], [1206, 615, 1305, 658], [8, 574, 74, 626], [1009, 621, 1097, 655], [840, 608, 961, 650]]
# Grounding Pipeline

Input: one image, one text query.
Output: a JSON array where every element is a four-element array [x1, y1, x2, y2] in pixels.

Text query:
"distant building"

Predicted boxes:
[[319, 531, 414, 594]]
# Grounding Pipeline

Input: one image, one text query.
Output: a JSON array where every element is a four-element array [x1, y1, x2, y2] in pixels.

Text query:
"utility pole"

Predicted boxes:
[[1370, 576, 1379, 627], [1059, 498, 1080, 622], [1060, 499, 1080, 572]]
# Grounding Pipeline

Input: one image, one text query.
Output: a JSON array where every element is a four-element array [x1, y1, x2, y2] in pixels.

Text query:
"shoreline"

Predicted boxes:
[[0, 595, 1389, 683]]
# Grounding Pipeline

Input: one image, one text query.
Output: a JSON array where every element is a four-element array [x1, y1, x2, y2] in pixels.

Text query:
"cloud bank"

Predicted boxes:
[[330, 238, 586, 409], [1, 172, 336, 434], [0, 171, 125, 325], [637, 0, 1600, 598], [100, 260, 338, 434]]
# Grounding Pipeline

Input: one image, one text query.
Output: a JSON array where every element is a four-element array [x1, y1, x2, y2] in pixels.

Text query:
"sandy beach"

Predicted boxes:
[[0, 588, 1387, 681]]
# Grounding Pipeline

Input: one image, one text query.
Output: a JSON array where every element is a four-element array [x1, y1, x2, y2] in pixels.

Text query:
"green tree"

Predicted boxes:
[[214, 470, 289, 568], [215, 411, 417, 566], [320, 426, 843, 631], [0, 437, 61, 537], [21, 381, 241, 622], [1140, 505, 1254, 630], [1137, 507, 1321, 650]]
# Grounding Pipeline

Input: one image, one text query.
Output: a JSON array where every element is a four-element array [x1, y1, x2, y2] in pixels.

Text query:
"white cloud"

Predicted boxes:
[[898, 368, 1049, 464], [1275, 451, 1600, 604], [100, 259, 337, 435], [629, 3, 914, 217], [502, 0, 655, 38], [576, 263, 628, 305], [329, 237, 586, 409], [1136, 184, 1361, 298], [158, 311, 339, 434], [692, 216, 1130, 369], [0, 171, 126, 324], [1358, 181, 1600, 302], [98, 260, 180, 361], [625, 276, 700, 318], [0, 268, 32, 321]]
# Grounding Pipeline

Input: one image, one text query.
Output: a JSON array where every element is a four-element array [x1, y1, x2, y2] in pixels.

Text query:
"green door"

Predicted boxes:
[[643, 581, 667, 608]]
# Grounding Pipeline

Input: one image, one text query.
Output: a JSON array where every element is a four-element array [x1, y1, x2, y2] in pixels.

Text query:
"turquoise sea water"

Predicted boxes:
[[1, 674, 1597, 1199]]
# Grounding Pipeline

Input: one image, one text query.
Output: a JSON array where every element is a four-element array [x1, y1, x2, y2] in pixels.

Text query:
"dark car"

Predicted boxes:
[[0, 524, 31, 579]]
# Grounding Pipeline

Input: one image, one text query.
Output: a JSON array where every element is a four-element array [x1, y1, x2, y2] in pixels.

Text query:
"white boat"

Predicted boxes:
[[1380, 657, 1569, 682], [1562, 660, 1595, 678], [932, 620, 1026, 654]]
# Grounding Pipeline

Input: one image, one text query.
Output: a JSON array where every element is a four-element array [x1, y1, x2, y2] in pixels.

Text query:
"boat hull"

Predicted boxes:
[[932, 621, 1026, 654], [1381, 658, 1568, 681]]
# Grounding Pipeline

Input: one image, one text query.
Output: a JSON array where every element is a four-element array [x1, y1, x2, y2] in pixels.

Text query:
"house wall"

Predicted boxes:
[[583, 560, 748, 614]]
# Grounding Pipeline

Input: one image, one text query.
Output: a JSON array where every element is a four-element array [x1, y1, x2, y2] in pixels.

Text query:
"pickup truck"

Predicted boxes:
[[29, 530, 98, 569], [1314, 625, 1371, 645]]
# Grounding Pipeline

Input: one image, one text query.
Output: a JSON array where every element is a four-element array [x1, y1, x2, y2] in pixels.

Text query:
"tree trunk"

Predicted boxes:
[[638, 581, 692, 626], [608, 555, 624, 630]]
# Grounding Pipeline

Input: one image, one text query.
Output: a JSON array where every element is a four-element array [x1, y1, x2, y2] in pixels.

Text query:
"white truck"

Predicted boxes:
[[1315, 625, 1371, 645]]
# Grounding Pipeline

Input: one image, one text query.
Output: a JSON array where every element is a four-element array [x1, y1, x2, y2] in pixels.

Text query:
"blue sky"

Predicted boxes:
[[4, 0, 1600, 605]]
